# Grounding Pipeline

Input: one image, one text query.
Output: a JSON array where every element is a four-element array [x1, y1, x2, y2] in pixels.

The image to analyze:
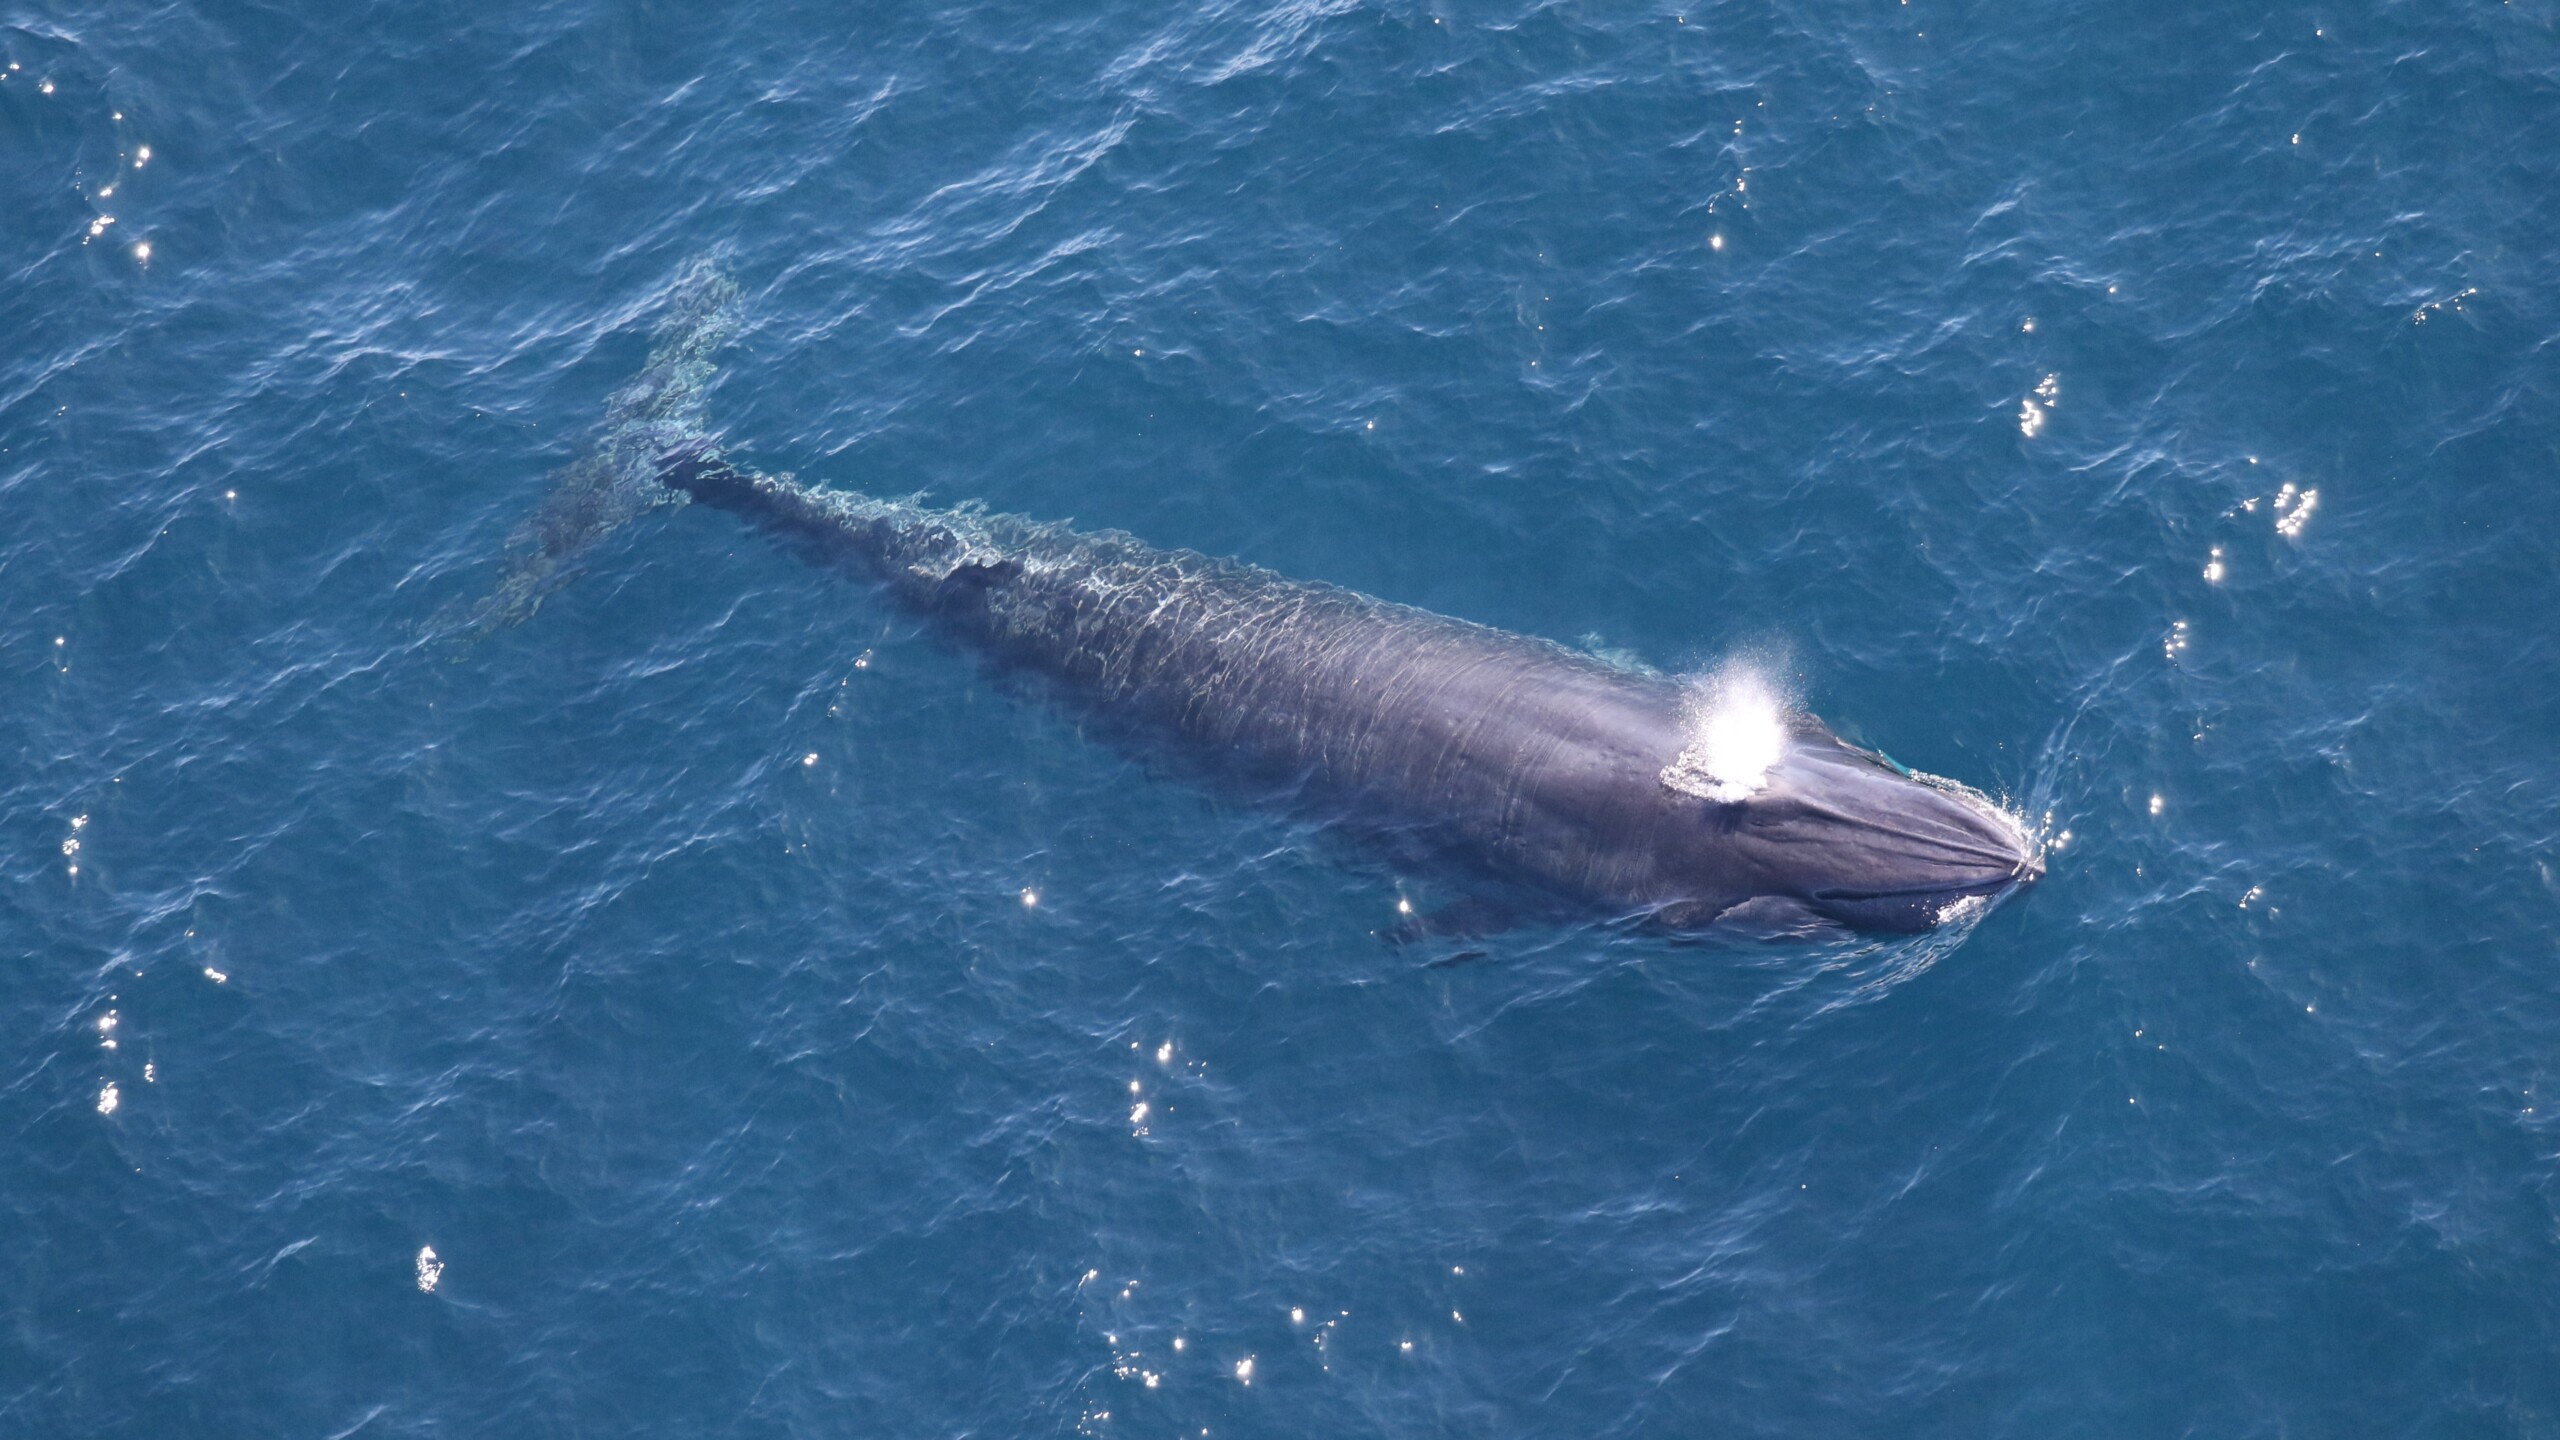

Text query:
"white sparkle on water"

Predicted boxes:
[[2274, 482, 2319, 537], [97, 1081, 120, 1115], [416, 1246, 444, 1293], [2020, 373, 2058, 436]]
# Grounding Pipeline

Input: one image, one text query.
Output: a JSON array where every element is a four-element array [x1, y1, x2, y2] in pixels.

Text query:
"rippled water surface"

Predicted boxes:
[[9, 1, 2560, 1434]]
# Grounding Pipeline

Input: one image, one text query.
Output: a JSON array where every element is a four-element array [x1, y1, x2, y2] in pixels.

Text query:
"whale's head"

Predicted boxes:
[[1742, 732, 2042, 931], [1660, 705, 2041, 933]]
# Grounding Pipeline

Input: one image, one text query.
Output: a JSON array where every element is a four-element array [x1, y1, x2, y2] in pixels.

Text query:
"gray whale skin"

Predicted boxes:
[[641, 443, 2040, 936]]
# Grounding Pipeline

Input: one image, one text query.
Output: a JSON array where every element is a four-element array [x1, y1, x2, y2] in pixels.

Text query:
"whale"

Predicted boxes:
[[480, 269, 2042, 935]]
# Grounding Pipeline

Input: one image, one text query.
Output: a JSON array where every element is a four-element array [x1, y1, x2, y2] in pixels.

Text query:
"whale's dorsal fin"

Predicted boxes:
[[938, 556, 1024, 594]]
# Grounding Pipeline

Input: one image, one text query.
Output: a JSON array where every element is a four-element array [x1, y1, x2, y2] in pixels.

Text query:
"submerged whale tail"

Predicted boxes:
[[459, 261, 741, 634]]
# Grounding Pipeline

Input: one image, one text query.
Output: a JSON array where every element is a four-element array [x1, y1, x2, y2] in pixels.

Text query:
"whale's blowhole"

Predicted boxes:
[[1662, 666, 1787, 803]]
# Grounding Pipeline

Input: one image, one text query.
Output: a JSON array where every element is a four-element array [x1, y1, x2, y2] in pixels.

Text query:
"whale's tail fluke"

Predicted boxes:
[[458, 261, 741, 635]]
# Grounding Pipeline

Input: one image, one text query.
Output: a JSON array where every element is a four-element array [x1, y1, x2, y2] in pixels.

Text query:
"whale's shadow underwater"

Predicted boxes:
[[476, 268, 2043, 942]]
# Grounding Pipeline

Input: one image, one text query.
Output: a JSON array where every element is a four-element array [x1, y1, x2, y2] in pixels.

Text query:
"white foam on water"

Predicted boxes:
[[1935, 893, 1990, 927]]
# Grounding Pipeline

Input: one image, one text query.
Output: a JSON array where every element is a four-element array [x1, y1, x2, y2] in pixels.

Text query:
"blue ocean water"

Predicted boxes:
[[8, 0, 2560, 1433]]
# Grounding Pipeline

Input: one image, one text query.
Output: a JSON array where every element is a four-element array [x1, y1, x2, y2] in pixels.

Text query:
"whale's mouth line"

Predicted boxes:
[[1811, 873, 2024, 905], [1807, 861, 2036, 931]]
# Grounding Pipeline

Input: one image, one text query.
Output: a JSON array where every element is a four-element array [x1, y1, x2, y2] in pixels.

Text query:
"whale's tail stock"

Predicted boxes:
[[457, 261, 743, 635]]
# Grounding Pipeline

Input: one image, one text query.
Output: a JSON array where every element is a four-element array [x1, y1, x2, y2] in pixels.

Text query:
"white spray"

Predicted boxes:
[[1660, 662, 1791, 803]]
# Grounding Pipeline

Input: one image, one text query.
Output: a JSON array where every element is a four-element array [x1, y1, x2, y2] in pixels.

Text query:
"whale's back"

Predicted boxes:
[[669, 462, 1700, 904]]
